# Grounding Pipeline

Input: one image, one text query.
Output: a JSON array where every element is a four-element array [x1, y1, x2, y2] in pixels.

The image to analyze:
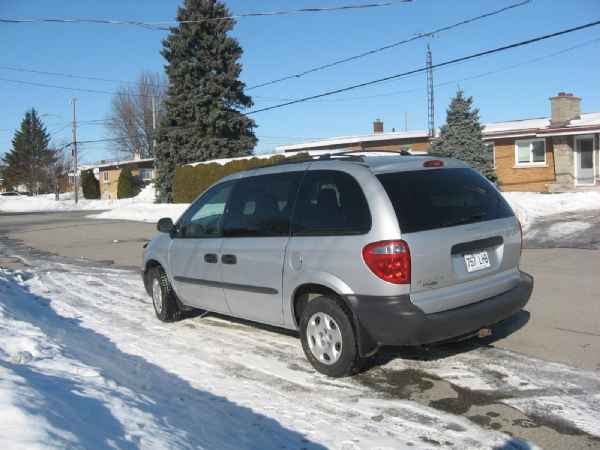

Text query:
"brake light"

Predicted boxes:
[[423, 159, 444, 168], [362, 240, 411, 284]]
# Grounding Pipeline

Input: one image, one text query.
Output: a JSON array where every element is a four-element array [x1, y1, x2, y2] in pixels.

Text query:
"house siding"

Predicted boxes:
[[493, 137, 556, 192]]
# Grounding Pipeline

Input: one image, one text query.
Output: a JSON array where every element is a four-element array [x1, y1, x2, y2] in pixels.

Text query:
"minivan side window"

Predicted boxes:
[[223, 172, 303, 237], [291, 170, 371, 236], [177, 182, 233, 238]]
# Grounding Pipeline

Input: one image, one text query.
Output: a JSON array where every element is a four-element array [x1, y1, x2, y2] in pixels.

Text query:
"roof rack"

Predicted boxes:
[[331, 149, 412, 157]]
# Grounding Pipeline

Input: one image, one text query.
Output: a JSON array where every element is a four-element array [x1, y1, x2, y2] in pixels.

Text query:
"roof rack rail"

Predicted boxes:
[[332, 149, 412, 157]]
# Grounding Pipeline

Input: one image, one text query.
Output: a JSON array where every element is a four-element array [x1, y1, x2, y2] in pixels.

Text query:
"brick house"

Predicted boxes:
[[483, 93, 599, 191], [87, 158, 155, 199], [277, 93, 600, 192]]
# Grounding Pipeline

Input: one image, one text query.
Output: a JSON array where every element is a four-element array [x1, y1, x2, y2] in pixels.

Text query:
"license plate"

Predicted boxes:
[[464, 251, 490, 272]]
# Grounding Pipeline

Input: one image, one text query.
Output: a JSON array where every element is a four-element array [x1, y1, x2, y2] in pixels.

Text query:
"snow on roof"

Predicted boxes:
[[82, 158, 155, 171], [482, 117, 550, 135], [483, 112, 600, 137], [275, 130, 430, 152]]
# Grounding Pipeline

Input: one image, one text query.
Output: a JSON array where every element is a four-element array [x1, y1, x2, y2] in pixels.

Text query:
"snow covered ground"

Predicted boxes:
[[1, 244, 600, 449], [0, 185, 188, 224]]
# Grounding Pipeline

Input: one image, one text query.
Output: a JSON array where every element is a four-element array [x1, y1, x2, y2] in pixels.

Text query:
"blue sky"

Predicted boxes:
[[1, 0, 600, 163]]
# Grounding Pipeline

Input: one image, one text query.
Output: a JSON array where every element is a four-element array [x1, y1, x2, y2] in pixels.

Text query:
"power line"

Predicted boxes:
[[0, 65, 169, 88], [247, 0, 531, 90], [246, 19, 600, 114], [0, 1, 409, 30], [0, 77, 156, 97]]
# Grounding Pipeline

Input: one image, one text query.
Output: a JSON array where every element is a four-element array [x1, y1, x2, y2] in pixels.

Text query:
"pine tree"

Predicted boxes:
[[117, 167, 142, 199], [155, 0, 257, 202], [81, 169, 101, 199], [431, 90, 496, 181], [2, 109, 56, 193]]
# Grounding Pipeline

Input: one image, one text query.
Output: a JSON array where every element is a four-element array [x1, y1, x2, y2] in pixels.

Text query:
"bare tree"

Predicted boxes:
[[48, 143, 71, 200], [106, 72, 166, 160]]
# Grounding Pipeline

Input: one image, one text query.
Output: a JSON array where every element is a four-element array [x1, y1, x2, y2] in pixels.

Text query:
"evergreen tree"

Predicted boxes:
[[2, 109, 56, 193], [81, 169, 101, 199], [117, 167, 142, 199], [431, 90, 496, 181], [155, 0, 257, 202]]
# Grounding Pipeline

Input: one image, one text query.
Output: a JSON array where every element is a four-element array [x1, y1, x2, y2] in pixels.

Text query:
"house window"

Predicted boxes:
[[484, 142, 495, 169], [139, 168, 154, 181], [515, 139, 546, 166], [102, 171, 109, 183]]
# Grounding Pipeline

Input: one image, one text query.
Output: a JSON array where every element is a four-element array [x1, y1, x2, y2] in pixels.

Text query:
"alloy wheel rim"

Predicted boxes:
[[306, 312, 343, 365], [152, 278, 163, 314]]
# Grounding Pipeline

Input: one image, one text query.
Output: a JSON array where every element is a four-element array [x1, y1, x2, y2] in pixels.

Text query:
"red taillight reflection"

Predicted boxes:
[[362, 240, 411, 284]]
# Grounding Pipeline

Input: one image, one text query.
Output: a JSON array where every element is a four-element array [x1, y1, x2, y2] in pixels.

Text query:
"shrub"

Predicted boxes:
[[172, 153, 310, 203], [117, 167, 142, 199], [81, 169, 100, 199]]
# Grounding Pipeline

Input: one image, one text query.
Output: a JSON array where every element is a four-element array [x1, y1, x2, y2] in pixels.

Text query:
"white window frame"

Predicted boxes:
[[140, 168, 154, 181], [484, 142, 495, 169], [514, 138, 546, 167], [102, 171, 109, 183], [574, 134, 596, 186]]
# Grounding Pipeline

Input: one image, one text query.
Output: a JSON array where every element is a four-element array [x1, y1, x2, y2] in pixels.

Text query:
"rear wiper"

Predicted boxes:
[[443, 212, 486, 227]]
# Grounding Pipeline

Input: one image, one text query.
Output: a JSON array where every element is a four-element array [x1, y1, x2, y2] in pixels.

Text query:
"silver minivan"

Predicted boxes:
[[143, 154, 533, 377]]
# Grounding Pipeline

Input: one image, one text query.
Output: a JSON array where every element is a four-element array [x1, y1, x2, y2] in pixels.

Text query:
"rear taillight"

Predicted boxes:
[[362, 240, 411, 284]]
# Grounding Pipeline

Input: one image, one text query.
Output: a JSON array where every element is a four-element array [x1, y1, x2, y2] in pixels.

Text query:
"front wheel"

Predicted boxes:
[[299, 296, 359, 377], [148, 266, 182, 322]]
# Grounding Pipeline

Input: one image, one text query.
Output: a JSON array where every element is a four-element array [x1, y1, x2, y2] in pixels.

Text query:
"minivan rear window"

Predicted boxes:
[[377, 168, 514, 233]]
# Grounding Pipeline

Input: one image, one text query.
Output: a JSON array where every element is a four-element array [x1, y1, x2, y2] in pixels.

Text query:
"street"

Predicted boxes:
[[1, 210, 600, 449]]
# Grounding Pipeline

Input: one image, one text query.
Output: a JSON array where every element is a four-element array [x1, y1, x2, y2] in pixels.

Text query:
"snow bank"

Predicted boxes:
[[0, 184, 189, 223], [502, 191, 600, 230], [0, 191, 115, 213], [87, 203, 188, 223]]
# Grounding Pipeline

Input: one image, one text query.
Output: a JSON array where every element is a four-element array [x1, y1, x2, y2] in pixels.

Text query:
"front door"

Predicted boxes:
[[576, 136, 595, 185], [220, 171, 303, 325], [169, 181, 234, 313]]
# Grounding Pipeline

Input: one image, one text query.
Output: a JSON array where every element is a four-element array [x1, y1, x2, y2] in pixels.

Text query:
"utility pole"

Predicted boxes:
[[151, 96, 157, 155], [404, 112, 409, 132], [426, 44, 435, 138], [71, 98, 79, 204]]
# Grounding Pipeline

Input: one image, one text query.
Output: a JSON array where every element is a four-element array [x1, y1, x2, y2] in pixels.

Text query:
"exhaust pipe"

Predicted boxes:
[[478, 328, 492, 338]]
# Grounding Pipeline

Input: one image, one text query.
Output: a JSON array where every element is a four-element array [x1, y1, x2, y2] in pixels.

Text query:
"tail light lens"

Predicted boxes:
[[362, 240, 411, 284]]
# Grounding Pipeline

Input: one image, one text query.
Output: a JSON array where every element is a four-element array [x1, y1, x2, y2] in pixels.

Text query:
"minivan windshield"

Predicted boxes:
[[377, 168, 514, 233]]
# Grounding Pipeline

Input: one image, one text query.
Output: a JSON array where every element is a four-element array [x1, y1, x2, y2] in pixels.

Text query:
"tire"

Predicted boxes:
[[299, 296, 359, 377], [148, 266, 182, 322]]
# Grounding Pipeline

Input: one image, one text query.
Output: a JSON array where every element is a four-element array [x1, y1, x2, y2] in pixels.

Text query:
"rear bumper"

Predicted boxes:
[[345, 271, 533, 352]]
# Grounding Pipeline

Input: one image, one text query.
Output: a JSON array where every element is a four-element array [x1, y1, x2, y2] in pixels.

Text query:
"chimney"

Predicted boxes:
[[373, 119, 384, 134], [550, 92, 581, 126]]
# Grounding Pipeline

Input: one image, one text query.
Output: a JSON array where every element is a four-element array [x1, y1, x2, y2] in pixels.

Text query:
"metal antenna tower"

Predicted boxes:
[[426, 44, 435, 137]]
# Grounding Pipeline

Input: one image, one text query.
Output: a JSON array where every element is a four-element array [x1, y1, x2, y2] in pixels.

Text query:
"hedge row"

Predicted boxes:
[[172, 153, 310, 203]]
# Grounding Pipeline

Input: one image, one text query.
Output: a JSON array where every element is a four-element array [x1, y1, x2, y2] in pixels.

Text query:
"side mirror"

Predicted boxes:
[[157, 217, 174, 233]]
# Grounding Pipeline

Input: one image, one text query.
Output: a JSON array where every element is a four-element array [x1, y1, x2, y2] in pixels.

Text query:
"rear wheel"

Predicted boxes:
[[149, 266, 182, 322], [300, 296, 359, 377]]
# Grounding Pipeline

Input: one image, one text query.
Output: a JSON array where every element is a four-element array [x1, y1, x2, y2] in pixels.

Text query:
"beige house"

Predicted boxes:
[[89, 158, 155, 199]]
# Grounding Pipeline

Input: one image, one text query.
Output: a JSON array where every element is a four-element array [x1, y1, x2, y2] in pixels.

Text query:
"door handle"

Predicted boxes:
[[221, 254, 237, 265], [204, 253, 218, 264]]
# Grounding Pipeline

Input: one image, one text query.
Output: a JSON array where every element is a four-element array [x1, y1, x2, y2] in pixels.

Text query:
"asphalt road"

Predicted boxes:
[[1, 210, 599, 371]]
